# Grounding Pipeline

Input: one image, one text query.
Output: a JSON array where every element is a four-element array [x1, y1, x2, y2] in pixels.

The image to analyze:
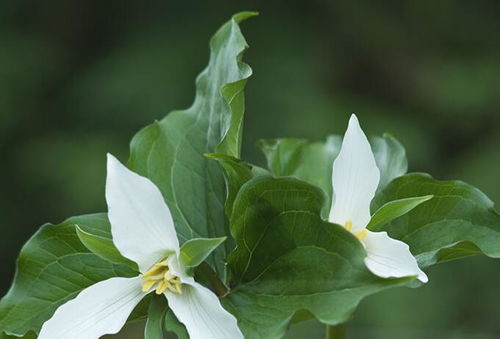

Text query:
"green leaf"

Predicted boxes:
[[0, 213, 137, 336], [206, 153, 268, 218], [258, 134, 408, 217], [164, 308, 188, 339], [436, 241, 482, 263], [75, 225, 138, 269], [144, 296, 167, 339], [372, 173, 500, 268], [367, 195, 433, 230], [225, 176, 413, 339], [258, 136, 341, 217], [0, 332, 36, 339], [180, 237, 226, 268], [370, 134, 408, 191], [127, 12, 257, 281]]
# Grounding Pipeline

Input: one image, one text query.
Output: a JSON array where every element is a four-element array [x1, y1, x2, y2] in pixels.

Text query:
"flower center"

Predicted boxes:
[[141, 258, 182, 295], [344, 220, 368, 241]]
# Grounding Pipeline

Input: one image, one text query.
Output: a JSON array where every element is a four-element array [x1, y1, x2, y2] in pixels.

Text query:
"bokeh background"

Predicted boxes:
[[1, 1, 500, 338]]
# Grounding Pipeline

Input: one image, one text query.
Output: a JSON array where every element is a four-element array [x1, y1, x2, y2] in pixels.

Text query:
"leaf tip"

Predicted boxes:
[[215, 236, 227, 244], [232, 11, 259, 24], [75, 224, 86, 238]]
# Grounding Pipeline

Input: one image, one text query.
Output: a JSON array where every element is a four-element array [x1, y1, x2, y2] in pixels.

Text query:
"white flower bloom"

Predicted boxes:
[[329, 114, 428, 283], [39, 154, 243, 339]]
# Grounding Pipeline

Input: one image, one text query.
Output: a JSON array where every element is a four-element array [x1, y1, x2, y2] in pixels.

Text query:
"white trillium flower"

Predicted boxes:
[[329, 114, 428, 283], [39, 154, 243, 339]]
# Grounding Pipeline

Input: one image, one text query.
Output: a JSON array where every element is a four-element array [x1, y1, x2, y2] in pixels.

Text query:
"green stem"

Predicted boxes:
[[196, 262, 229, 297], [326, 324, 346, 339]]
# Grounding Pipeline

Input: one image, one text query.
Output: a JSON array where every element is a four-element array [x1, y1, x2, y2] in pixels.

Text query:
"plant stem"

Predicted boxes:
[[326, 324, 346, 339], [196, 262, 229, 297]]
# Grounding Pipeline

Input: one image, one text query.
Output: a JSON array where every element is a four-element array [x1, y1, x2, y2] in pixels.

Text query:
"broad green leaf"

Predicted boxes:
[[436, 241, 482, 263], [0, 213, 137, 336], [258, 134, 408, 216], [258, 136, 341, 217], [367, 195, 433, 230], [372, 173, 500, 268], [75, 225, 137, 269], [180, 237, 226, 268], [206, 153, 268, 217], [371, 134, 408, 191], [127, 12, 257, 281], [144, 296, 167, 339], [164, 308, 188, 339], [225, 177, 413, 339]]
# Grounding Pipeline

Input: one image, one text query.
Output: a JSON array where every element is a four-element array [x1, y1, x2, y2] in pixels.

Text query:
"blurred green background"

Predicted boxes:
[[1, 1, 500, 338]]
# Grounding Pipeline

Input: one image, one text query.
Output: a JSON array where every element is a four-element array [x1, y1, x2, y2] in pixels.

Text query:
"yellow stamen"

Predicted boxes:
[[354, 229, 368, 241], [141, 258, 183, 294], [174, 281, 182, 294], [343, 220, 367, 241], [143, 262, 168, 278], [141, 279, 157, 292], [155, 281, 168, 294]]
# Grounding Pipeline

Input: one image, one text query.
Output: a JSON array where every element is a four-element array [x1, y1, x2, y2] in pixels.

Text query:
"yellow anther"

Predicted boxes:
[[354, 229, 368, 241], [173, 281, 182, 294], [344, 220, 353, 232], [142, 279, 157, 292], [141, 258, 183, 295], [155, 281, 168, 295], [343, 220, 367, 242], [143, 262, 168, 278]]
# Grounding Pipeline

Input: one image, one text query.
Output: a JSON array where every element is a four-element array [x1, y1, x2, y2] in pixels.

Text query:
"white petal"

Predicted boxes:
[[106, 154, 180, 272], [363, 230, 428, 283], [329, 114, 380, 231], [39, 277, 146, 339], [165, 282, 243, 339]]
